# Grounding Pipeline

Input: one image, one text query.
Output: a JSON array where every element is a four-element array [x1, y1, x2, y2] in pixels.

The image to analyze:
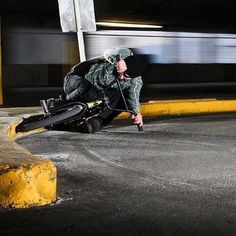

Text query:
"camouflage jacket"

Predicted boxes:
[[85, 61, 143, 113]]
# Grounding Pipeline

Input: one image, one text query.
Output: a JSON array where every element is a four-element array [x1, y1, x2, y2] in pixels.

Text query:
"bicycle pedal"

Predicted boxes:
[[40, 99, 49, 114]]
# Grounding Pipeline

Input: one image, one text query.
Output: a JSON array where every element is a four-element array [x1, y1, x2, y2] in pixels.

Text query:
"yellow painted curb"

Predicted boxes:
[[0, 160, 57, 208], [0, 119, 57, 208], [116, 99, 236, 119], [7, 121, 46, 140]]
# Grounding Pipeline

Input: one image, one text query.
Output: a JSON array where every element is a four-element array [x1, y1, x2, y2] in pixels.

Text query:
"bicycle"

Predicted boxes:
[[16, 68, 143, 133]]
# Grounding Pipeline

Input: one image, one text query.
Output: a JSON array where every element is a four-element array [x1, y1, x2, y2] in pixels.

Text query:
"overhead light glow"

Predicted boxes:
[[96, 22, 163, 29]]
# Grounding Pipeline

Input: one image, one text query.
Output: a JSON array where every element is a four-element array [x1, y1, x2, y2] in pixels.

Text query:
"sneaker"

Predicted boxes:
[[47, 117, 104, 134], [78, 117, 104, 134], [89, 117, 104, 133]]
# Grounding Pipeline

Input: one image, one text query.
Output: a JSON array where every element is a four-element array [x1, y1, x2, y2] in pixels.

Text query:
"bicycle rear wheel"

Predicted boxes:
[[16, 105, 85, 133]]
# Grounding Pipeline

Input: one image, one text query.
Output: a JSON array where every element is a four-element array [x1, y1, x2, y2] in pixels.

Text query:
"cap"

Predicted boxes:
[[103, 48, 133, 64]]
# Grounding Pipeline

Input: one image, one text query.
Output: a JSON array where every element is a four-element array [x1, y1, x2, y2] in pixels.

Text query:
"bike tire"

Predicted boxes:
[[16, 105, 85, 133]]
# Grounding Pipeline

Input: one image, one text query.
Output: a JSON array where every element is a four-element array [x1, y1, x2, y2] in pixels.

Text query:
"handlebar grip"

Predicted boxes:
[[132, 112, 143, 132], [137, 124, 143, 132], [115, 54, 121, 62]]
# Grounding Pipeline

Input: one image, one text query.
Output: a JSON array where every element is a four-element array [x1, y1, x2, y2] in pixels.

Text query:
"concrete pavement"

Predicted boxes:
[[11, 112, 236, 235], [1, 98, 236, 208]]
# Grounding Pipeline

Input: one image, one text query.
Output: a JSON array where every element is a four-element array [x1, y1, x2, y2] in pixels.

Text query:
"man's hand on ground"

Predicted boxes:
[[131, 112, 143, 126]]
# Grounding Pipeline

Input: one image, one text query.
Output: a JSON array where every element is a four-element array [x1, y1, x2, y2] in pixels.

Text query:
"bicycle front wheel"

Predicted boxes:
[[16, 105, 85, 133]]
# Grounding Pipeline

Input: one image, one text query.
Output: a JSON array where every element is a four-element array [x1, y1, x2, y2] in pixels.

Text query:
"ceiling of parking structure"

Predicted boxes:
[[94, 0, 236, 33], [1, 0, 236, 33], [0, 0, 59, 15]]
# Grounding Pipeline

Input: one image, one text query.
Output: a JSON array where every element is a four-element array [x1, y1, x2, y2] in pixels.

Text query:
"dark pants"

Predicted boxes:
[[64, 74, 98, 102], [64, 74, 123, 126]]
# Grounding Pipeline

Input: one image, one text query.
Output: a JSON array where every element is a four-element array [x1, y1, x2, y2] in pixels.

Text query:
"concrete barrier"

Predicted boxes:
[[0, 110, 56, 208], [117, 99, 236, 119]]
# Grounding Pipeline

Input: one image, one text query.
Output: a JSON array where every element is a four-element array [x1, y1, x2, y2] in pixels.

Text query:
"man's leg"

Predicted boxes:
[[78, 89, 122, 133], [64, 74, 95, 101], [51, 86, 123, 133], [95, 89, 123, 127], [46, 74, 93, 109]]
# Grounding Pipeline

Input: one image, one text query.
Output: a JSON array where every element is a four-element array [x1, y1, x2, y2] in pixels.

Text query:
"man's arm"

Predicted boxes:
[[125, 76, 143, 126], [116, 59, 143, 126]]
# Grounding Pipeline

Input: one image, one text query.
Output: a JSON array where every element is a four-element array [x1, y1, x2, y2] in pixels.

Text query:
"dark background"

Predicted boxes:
[[1, 0, 236, 33], [1, 0, 236, 106]]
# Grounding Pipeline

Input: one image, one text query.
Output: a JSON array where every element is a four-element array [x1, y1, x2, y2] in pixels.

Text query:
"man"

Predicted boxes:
[[49, 48, 146, 133]]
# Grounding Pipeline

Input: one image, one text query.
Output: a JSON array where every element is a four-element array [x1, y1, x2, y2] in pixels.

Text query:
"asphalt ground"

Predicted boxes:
[[0, 113, 236, 235]]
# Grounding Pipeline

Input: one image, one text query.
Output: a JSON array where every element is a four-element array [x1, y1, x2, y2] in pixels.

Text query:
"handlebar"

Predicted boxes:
[[137, 124, 143, 132], [115, 54, 121, 62], [108, 54, 144, 132]]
